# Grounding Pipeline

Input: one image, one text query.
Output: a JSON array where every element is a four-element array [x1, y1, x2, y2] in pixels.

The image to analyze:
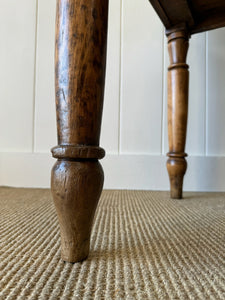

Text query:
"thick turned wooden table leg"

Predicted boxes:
[[51, 0, 108, 263], [166, 30, 190, 199]]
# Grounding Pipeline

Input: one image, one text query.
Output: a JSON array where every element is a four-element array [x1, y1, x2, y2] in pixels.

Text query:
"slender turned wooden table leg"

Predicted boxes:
[[166, 30, 190, 199], [51, 0, 109, 263]]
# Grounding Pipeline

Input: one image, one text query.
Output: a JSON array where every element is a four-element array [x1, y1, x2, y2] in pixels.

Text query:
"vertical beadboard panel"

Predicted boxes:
[[0, 0, 37, 152], [120, 0, 163, 154], [162, 33, 206, 156], [34, 0, 57, 152], [207, 28, 225, 156], [100, 0, 121, 154]]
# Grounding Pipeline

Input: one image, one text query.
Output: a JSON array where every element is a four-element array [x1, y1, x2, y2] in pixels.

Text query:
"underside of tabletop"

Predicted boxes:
[[149, 0, 225, 34]]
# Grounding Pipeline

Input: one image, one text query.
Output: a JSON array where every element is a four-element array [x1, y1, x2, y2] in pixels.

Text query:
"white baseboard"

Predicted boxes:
[[0, 152, 225, 191]]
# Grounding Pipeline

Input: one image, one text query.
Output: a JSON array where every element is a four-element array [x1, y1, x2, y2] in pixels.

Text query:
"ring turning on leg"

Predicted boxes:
[[51, 0, 109, 263], [166, 29, 190, 199]]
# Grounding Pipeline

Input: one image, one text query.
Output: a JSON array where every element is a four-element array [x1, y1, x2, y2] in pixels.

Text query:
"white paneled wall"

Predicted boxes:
[[0, 0, 37, 152], [1, 0, 225, 191]]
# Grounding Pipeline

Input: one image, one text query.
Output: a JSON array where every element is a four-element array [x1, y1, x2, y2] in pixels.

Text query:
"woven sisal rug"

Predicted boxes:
[[0, 188, 225, 299]]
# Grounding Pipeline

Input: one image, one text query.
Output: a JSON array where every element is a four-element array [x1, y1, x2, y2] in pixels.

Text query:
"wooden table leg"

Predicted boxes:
[[51, 0, 109, 263], [166, 30, 190, 199]]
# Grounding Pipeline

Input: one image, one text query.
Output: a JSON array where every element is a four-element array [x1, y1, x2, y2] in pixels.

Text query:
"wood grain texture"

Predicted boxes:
[[51, 160, 104, 262], [149, 0, 225, 34], [51, 0, 108, 262], [148, 1, 225, 197], [166, 30, 189, 199], [55, 0, 108, 146], [162, 33, 206, 156]]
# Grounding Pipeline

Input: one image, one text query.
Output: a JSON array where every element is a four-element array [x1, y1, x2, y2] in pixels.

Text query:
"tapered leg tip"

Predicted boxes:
[[62, 254, 89, 264], [61, 241, 90, 263], [170, 188, 183, 199], [52, 160, 104, 264], [167, 157, 187, 200]]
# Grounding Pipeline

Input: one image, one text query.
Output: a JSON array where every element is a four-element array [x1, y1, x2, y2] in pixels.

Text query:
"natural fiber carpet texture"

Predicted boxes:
[[0, 188, 225, 300]]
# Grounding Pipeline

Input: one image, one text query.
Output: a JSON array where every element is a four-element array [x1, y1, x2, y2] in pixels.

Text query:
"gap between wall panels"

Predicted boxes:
[[32, 0, 39, 153], [118, 0, 123, 155], [205, 32, 208, 156], [161, 28, 165, 155]]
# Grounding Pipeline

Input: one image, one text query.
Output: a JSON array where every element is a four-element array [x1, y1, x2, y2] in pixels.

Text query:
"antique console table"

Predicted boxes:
[[51, 0, 225, 263]]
